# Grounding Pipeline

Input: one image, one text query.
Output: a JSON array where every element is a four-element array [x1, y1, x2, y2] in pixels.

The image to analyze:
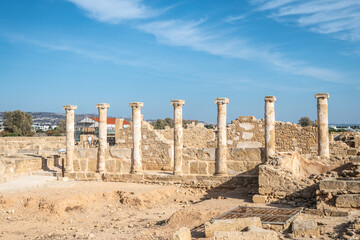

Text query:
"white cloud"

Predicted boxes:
[[223, 15, 247, 23], [251, 0, 360, 41], [139, 19, 345, 83], [66, 0, 158, 23], [5, 33, 141, 66]]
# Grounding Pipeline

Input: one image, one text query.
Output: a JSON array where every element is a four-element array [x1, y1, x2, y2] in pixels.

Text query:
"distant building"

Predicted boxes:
[[77, 117, 130, 133]]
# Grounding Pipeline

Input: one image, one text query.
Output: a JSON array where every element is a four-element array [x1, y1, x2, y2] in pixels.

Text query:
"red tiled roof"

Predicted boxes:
[[89, 117, 130, 125]]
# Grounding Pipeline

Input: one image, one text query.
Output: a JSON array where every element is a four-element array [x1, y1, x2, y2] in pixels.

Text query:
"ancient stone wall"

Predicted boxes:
[[0, 156, 43, 181], [0, 137, 66, 155], [115, 121, 173, 171], [159, 122, 216, 148], [226, 116, 318, 154], [72, 146, 262, 175]]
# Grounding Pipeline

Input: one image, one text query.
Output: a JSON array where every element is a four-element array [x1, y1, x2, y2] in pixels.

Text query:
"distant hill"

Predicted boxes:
[[0, 112, 126, 125]]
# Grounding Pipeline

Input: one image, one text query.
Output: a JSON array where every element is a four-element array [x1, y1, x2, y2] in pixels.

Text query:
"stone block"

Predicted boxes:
[[336, 194, 360, 208], [172, 227, 191, 240], [199, 161, 208, 175], [319, 180, 346, 192], [205, 217, 262, 238], [252, 194, 267, 203], [227, 161, 246, 173], [292, 220, 319, 238], [346, 181, 360, 193], [208, 162, 215, 175], [347, 149, 358, 156], [213, 227, 279, 240], [190, 161, 199, 174], [105, 160, 115, 173]]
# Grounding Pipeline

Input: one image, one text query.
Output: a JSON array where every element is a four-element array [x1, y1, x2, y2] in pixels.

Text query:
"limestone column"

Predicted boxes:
[[171, 100, 185, 175], [315, 93, 330, 157], [214, 98, 229, 176], [129, 102, 144, 174], [96, 103, 110, 173], [63, 105, 77, 172], [264, 96, 276, 160]]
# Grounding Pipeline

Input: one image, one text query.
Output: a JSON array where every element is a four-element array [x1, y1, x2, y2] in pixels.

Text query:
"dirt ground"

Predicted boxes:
[[0, 175, 359, 240]]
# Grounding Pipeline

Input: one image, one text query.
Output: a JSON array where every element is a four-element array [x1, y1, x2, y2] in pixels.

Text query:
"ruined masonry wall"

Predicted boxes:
[[0, 137, 66, 155], [227, 116, 318, 154]]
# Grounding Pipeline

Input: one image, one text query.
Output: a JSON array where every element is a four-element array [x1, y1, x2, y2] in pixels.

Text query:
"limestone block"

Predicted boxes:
[[190, 161, 199, 174], [110, 147, 131, 160], [236, 141, 262, 148], [172, 227, 191, 240], [203, 148, 216, 161], [336, 194, 360, 208], [347, 149, 358, 156], [292, 220, 319, 238], [346, 181, 360, 193], [199, 161, 208, 175], [239, 123, 255, 130], [252, 194, 267, 203], [208, 162, 215, 175], [227, 162, 246, 173], [242, 132, 254, 140], [87, 158, 97, 172], [213, 227, 279, 240], [80, 159, 88, 172], [205, 217, 262, 238], [319, 180, 346, 192], [105, 160, 116, 173]]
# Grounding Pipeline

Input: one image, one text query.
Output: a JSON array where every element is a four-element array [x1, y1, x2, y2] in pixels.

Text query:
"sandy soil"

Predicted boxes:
[[0, 176, 359, 240]]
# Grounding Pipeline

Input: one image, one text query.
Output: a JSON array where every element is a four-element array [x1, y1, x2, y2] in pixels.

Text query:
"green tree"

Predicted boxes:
[[298, 117, 314, 127], [3, 110, 33, 136], [57, 119, 66, 133]]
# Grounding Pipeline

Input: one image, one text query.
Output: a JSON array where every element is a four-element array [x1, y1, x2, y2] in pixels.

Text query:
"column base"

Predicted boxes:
[[173, 171, 183, 176], [214, 172, 228, 176], [130, 171, 143, 175]]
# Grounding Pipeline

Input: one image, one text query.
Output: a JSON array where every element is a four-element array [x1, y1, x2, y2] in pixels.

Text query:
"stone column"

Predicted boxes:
[[315, 93, 330, 157], [129, 102, 144, 174], [63, 105, 77, 172], [171, 100, 185, 175], [214, 98, 229, 176], [264, 96, 276, 160], [96, 103, 110, 173]]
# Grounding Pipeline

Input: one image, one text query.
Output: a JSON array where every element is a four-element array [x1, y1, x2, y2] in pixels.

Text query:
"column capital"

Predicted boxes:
[[63, 105, 77, 111], [171, 99, 185, 107], [214, 97, 229, 105], [315, 93, 330, 99], [96, 103, 110, 109], [264, 96, 276, 102], [129, 102, 144, 108]]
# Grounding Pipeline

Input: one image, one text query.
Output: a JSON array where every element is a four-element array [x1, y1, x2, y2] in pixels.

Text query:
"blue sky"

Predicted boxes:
[[0, 0, 359, 123]]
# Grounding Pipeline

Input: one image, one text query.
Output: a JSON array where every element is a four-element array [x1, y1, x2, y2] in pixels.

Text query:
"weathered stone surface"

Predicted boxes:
[[214, 97, 229, 176], [205, 217, 262, 237], [319, 180, 346, 192], [172, 227, 191, 240], [315, 93, 330, 157], [252, 194, 267, 203], [292, 220, 319, 237], [213, 227, 279, 240], [336, 194, 360, 208]]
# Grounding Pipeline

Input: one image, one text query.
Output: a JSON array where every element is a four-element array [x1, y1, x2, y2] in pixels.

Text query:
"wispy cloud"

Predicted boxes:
[[64, 0, 347, 83], [251, 0, 360, 41], [4, 33, 141, 66], [66, 0, 159, 23], [139, 19, 345, 83], [223, 15, 247, 23]]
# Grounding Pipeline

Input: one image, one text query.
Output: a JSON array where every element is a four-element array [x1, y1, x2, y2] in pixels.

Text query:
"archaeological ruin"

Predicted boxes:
[[1, 93, 360, 239]]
